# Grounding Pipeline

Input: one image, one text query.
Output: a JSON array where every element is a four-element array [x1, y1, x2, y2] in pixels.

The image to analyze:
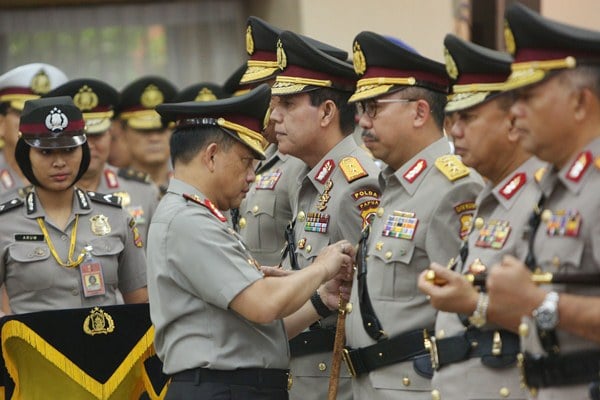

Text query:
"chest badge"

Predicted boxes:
[[304, 212, 330, 233], [90, 215, 111, 236], [316, 179, 333, 211], [546, 210, 581, 237], [256, 169, 282, 190], [475, 219, 511, 249], [382, 211, 418, 240]]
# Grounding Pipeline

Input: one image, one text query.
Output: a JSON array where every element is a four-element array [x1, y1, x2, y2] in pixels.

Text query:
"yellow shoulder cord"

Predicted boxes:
[[36, 215, 86, 268]]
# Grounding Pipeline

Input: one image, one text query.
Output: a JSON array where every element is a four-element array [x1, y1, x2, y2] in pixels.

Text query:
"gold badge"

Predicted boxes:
[[112, 191, 131, 207], [30, 69, 51, 94], [140, 84, 164, 108], [435, 155, 470, 182], [504, 21, 516, 55], [83, 307, 115, 336], [90, 214, 111, 236], [444, 47, 459, 80], [276, 39, 287, 70], [353, 41, 367, 76], [73, 85, 99, 111], [246, 25, 255, 55], [195, 88, 217, 102]]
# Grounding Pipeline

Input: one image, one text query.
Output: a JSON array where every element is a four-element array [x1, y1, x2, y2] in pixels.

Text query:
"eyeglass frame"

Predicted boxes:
[[357, 98, 418, 119]]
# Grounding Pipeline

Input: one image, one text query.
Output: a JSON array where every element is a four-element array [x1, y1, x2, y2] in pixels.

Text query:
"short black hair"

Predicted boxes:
[[170, 125, 236, 165], [400, 86, 447, 131], [307, 88, 356, 135]]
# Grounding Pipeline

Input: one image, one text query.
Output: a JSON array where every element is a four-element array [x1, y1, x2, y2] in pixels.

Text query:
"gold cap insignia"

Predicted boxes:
[[263, 107, 271, 131], [30, 70, 51, 94], [140, 84, 164, 108], [90, 214, 111, 236], [276, 39, 287, 70], [353, 41, 367, 76], [195, 88, 217, 102], [74, 85, 99, 111], [83, 307, 115, 336], [504, 21, 516, 55], [246, 25, 255, 55], [444, 48, 459, 80]]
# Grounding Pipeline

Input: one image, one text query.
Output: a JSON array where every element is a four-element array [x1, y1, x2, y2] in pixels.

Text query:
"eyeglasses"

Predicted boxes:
[[357, 98, 418, 119]]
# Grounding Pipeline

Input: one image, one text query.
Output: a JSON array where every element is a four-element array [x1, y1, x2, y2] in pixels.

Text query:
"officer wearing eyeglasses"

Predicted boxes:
[[343, 31, 483, 400]]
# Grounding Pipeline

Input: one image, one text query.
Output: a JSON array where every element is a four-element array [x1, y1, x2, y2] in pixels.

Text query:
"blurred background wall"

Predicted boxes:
[[0, 0, 597, 90]]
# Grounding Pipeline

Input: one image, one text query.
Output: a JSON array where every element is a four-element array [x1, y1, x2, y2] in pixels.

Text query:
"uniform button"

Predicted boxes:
[[474, 217, 484, 230], [398, 249, 406, 256], [499, 387, 510, 397], [318, 362, 327, 371], [375, 242, 383, 251], [376, 207, 384, 217], [431, 389, 441, 400], [297, 211, 306, 222], [61, 235, 68, 241], [402, 377, 410, 386], [437, 329, 445, 339], [306, 245, 312, 254], [239, 217, 247, 229], [252, 205, 259, 214], [71, 289, 79, 296], [541, 209, 553, 223], [297, 238, 306, 249], [518, 322, 529, 338], [385, 251, 392, 260], [34, 247, 46, 257]]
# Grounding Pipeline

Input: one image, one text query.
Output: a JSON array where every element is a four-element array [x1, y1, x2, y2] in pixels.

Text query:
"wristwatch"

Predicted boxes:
[[468, 292, 489, 328], [532, 291, 560, 330]]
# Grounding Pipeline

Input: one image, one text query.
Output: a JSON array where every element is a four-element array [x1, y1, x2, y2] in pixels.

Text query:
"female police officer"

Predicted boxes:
[[0, 96, 147, 314]]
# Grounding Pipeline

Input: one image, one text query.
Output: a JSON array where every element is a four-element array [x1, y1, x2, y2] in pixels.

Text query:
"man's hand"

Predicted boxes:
[[417, 262, 479, 315]]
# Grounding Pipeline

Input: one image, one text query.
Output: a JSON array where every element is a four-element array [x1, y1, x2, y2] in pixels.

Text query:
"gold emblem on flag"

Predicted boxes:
[[83, 307, 115, 336]]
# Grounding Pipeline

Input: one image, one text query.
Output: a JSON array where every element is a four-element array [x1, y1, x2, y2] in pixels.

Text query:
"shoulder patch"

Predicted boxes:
[[339, 156, 368, 183], [118, 168, 152, 184], [183, 193, 227, 222], [87, 191, 123, 208], [0, 198, 23, 215], [435, 155, 470, 182]]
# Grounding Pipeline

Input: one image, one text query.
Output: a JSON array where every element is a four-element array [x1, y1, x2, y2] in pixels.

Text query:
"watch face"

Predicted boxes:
[[535, 308, 558, 330]]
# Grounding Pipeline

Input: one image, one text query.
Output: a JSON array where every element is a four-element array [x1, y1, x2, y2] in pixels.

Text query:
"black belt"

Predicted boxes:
[[522, 350, 600, 389], [171, 367, 292, 390], [342, 329, 429, 377], [430, 328, 520, 370], [289, 327, 335, 357]]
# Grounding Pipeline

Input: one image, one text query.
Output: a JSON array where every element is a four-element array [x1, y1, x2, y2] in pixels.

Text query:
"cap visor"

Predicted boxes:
[[24, 134, 87, 149]]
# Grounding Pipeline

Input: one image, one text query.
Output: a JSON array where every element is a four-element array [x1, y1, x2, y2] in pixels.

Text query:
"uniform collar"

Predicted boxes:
[[304, 135, 357, 191], [166, 178, 203, 199], [489, 156, 547, 210], [24, 187, 92, 220], [553, 136, 600, 195], [390, 137, 451, 196]]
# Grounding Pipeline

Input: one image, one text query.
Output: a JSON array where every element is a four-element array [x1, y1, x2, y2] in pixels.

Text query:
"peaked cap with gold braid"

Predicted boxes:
[[156, 84, 271, 160], [118, 76, 177, 130], [0, 63, 68, 111], [349, 31, 449, 103], [444, 34, 513, 113], [45, 78, 119, 134], [503, 3, 600, 90], [174, 82, 228, 103]]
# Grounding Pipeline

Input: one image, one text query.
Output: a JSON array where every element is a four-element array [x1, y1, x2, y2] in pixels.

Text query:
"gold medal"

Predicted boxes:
[[90, 215, 111, 236]]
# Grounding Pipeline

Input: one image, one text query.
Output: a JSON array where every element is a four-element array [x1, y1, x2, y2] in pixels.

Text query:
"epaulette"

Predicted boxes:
[[339, 156, 368, 183], [118, 168, 152, 184], [87, 191, 122, 208], [534, 166, 547, 183], [435, 155, 470, 182], [183, 193, 227, 222], [0, 198, 23, 215]]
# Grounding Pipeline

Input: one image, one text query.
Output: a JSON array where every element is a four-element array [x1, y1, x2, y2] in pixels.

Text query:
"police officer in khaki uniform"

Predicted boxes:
[[0, 63, 68, 200], [148, 84, 355, 400], [46, 78, 160, 245], [237, 17, 345, 266], [270, 30, 382, 400], [343, 32, 484, 400], [118, 76, 177, 196], [479, 5, 600, 400], [0, 96, 147, 314], [417, 34, 547, 400]]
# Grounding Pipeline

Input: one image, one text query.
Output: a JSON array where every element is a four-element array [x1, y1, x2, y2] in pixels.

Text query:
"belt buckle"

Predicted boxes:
[[423, 330, 440, 370], [287, 372, 293, 390], [342, 348, 357, 378]]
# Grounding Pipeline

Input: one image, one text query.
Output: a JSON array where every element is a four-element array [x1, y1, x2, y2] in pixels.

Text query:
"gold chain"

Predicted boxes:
[[36, 215, 86, 268]]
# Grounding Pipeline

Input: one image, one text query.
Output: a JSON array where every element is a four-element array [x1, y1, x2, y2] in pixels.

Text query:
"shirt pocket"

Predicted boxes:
[[7, 242, 54, 291], [296, 236, 329, 266], [537, 236, 584, 272], [89, 237, 124, 285], [369, 239, 416, 301], [244, 195, 278, 252]]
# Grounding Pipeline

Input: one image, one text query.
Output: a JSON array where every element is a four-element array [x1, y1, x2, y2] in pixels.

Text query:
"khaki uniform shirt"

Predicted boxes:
[[520, 137, 600, 400], [288, 135, 382, 400], [147, 178, 289, 375], [96, 165, 160, 246], [345, 138, 484, 399], [239, 144, 306, 267], [0, 188, 147, 314], [433, 157, 547, 400]]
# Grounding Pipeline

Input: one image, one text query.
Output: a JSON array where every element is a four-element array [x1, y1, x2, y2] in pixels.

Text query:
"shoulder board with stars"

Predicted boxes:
[[435, 155, 470, 182], [0, 198, 23, 215], [118, 168, 152, 184], [87, 191, 123, 208], [339, 156, 368, 183], [183, 193, 227, 222]]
